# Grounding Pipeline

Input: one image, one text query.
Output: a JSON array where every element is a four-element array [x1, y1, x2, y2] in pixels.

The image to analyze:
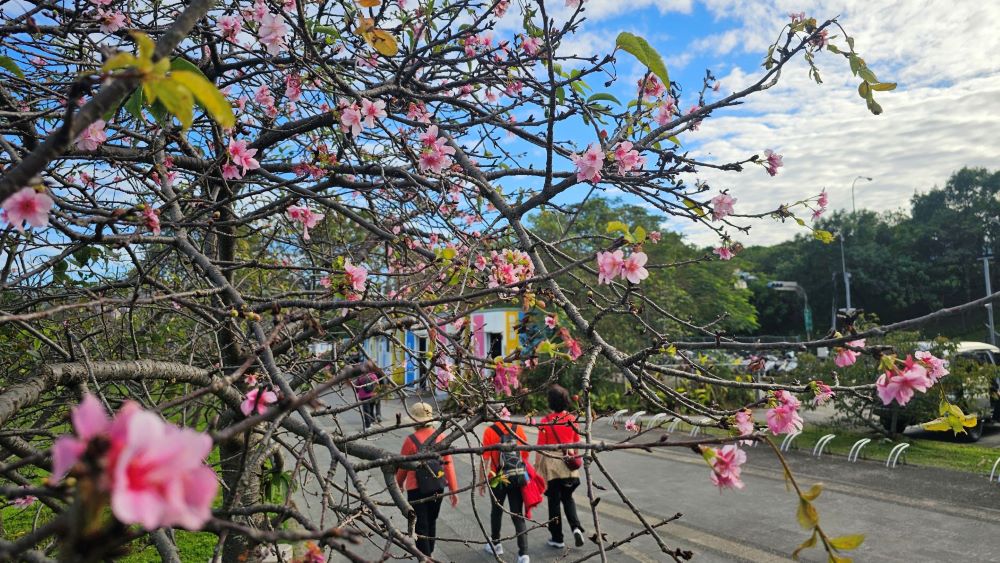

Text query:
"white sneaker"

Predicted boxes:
[[573, 528, 585, 547], [517, 556, 530, 563], [546, 539, 565, 549], [483, 542, 503, 556]]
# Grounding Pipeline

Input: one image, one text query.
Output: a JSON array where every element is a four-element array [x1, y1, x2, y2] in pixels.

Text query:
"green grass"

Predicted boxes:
[[665, 422, 997, 474], [793, 426, 998, 474]]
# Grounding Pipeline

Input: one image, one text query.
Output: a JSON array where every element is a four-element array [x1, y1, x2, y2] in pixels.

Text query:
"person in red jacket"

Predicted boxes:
[[535, 385, 585, 549], [480, 416, 531, 563], [395, 402, 459, 557]]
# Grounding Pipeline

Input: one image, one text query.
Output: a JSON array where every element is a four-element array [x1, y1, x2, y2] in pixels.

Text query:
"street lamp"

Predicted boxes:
[[839, 232, 852, 311], [767, 281, 812, 340], [982, 239, 997, 346], [851, 175, 873, 215]]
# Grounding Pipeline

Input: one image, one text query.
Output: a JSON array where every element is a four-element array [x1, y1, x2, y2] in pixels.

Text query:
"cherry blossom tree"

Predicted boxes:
[[0, 0, 984, 561]]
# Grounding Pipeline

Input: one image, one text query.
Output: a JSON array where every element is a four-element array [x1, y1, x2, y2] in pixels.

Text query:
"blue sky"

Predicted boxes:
[[494, 0, 1000, 248]]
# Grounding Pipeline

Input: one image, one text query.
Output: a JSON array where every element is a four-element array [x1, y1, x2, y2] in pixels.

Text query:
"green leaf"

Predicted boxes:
[[796, 499, 819, 530], [632, 226, 646, 244], [615, 32, 670, 87], [682, 197, 706, 217], [801, 483, 823, 501], [828, 534, 865, 551], [792, 531, 818, 560], [169, 67, 235, 128], [555, 86, 565, 105], [606, 221, 632, 242], [857, 82, 871, 99], [666, 135, 681, 146], [124, 89, 145, 122], [148, 79, 194, 129], [587, 92, 621, 106], [826, 44, 842, 55], [0, 55, 24, 78], [871, 82, 897, 91], [795, 217, 806, 226]]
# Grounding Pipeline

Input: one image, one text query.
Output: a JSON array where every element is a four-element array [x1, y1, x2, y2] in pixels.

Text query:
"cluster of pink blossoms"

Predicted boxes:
[[812, 381, 835, 406], [557, 327, 583, 360], [286, 205, 325, 241], [766, 390, 803, 435], [75, 119, 107, 152], [572, 141, 647, 183], [492, 360, 521, 396], [762, 149, 784, 176], [833, 338, 866, 367], [340, 99, 386, 138], [241, 387, 278, 416], [876, 352, 948, 406], [342, 259, 368, 299], [483, 249, 535, 288], [706, 444, 747, 490], [596, 249, 649, 285], [52, 396, 218, 530], [734, 409, 754, 445], [417, 125, 456, 174], [223, 139, 260, 179], [710, 193, 736, 221], [1, 187, 53, 232], [97, 9, 127, 33]]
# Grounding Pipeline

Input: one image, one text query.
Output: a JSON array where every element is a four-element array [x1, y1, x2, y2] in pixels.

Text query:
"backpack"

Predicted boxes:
[[491, 423, 528, 487], [357, 373, 377, 393], [407, 434, 447, 494]]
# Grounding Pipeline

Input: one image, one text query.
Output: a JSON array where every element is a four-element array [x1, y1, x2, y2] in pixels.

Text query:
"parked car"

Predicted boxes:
[[876, 341, 1000, 441]]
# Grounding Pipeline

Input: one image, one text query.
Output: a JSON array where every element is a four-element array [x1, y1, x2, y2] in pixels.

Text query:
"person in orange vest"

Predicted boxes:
[[480, 413, 531, 563], [535, 385, 585, 549], [395, 402, 459, 557]]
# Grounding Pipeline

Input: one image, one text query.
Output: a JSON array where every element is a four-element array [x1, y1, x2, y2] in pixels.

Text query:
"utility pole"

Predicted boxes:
[[839, 233, 852, 311], [984, 244, 997, 346]]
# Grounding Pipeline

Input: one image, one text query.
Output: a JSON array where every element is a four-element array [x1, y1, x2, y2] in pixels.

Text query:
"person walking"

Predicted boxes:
[[480, 416, 531, 563], [353, 371, 378, 430], [395, 402, 459, 557], [535, 385, 585, 549]]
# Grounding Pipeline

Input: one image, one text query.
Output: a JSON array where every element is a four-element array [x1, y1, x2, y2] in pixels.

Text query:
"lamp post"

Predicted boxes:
[[839, 232, 852, 311], [983, 240, 997, 346], [851, 175, 872, 215], [768, 281, 812, 340]]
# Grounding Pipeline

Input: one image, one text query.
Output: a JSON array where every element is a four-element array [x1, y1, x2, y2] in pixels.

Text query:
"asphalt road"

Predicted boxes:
[[292, 392, 1000, 562]]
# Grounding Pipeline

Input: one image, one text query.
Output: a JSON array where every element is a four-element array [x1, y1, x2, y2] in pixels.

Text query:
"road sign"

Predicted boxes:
[[804, 306, 814, 334]]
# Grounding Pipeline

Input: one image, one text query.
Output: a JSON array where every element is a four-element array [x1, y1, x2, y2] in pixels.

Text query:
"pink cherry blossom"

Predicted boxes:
[[407, 102, 430, 123], [713, 246, 734, 260], [285, 73, 303, 104], [648, 231, 661, 243], [734, 409, 754, 445], [218, 15, 241, 42], [596, 249, 624, 284], [763, 149, 783, 176], [360, 99, 387, 128], [245, 0, 268, 22], [340, 103, 363, 137], [710, 193, 736, 221], [13, 491, 37, 507], [766, 403, 803, 435], [110, 407, 218, 530], [3, 187, 54, 232], [563, 334, 582, 360], [521, 35, 542, 56], [143, 207, 161, 235], [572, 143, 604, 183], [287, 206, 325, 241], [686, 105, 703, 130], [655, 98, 676, 126], [817, 189, 829, 208], [638, 75, 666, 99], [613, 141, 645, 175], [257, 13, 289, 55], [343, 259, 368, 293], [915, 351, 949, 383], [621, 252, 649, 284], [254, 84, 275, 108], [708, 445, 746, 490], [493, 361, 521, 396], [624, 420, 640, 433], [97, 10, 127, 33], [51, 396, 217, 530], [544, 315, 557, 329], [221, 163, 241, 180], [876, 357, 931, 406], [52, 395, 111, 480], [241, 387, 278, 416], [228, 139, 260, 174], [834, 339, 865, 367], [75, 119, 107, 151], [566, 0, 581, 7], [812, 381, 835, 406]]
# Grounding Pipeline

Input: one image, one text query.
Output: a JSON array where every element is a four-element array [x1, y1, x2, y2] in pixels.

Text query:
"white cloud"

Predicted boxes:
[[656, 0, 1000, 247]]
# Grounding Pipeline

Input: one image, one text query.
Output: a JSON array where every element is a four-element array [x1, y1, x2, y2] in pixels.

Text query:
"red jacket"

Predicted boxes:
[[521, 462, 546, 518]]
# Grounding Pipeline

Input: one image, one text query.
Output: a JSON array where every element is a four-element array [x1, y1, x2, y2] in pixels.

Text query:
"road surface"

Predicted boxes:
[[290, 392, 1000, 562]]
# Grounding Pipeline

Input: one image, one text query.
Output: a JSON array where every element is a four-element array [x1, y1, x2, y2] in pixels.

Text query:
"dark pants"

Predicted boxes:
[[361, 401, 376, 430], [489, 483, 528, 555], [408, 489, 443, 556], [546, 477, 582, 543]]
